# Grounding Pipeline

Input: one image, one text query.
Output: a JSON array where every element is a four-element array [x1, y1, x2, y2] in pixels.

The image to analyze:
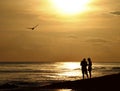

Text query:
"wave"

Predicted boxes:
[[112, 67, 120, 70], [0, 81, 42, 89], [0, 67, 120, 73], [0, 70, 57, 73]]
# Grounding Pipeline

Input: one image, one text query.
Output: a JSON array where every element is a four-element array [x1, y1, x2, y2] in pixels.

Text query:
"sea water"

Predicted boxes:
[[0, 62, 120, 86]]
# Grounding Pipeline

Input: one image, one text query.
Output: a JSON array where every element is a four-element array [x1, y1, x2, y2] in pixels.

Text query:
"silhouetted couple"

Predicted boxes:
[[80, 58, 92, 79]]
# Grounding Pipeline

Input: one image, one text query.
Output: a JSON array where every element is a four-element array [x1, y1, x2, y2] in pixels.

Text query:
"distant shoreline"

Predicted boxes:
[[0, 61, 120, 63]]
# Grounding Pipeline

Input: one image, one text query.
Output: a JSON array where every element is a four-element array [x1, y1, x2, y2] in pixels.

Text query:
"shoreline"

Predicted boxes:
[[0, 73, 120, 91], [40, 73, 120, 90]]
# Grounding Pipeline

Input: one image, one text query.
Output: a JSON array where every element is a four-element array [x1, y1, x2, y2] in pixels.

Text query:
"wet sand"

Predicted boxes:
[[41, 73, 120, 91], [0, 73, 120, 91]]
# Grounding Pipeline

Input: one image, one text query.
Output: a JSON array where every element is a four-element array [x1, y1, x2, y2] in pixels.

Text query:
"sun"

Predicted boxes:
[[52, 0, 91, 15]]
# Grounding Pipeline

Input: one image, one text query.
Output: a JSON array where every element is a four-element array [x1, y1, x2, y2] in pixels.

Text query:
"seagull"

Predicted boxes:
[[110, 11, 120, 15], [27, 24, 39, 30]]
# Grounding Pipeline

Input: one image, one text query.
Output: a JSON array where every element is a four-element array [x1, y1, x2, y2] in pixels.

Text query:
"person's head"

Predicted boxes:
[[88, 58, 91, 62], [83, 58, 86, 61]]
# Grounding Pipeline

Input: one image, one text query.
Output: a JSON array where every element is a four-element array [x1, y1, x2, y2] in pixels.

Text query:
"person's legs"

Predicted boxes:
[[89, 71, 91, 78], [85, 70, 88, 78], [86, 72, 88, 78], [83, 73, 85, 79], [82, 70, 84, 79]]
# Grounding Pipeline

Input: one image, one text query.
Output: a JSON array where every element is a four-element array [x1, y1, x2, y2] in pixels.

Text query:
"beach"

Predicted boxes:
[[41, 73, 120, 91], [0, 73, 119, 91], [0, 62, 120, 91]]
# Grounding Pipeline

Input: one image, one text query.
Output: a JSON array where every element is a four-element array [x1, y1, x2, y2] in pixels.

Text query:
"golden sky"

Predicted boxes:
[[0, 0, 120, 62]]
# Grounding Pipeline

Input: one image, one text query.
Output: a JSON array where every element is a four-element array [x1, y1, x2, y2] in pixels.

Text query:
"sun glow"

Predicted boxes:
[[58, 62, 80, 77], [52, 0, 91, 15], [59, 62, 79, 70]]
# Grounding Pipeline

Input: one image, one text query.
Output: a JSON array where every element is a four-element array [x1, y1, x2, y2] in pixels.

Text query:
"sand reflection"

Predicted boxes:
[[55, 89, 73, 91]]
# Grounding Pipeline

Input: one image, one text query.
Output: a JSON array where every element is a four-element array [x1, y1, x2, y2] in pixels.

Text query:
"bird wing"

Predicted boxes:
[[27, 28, 33, 29], [34, 24, 39, 28]]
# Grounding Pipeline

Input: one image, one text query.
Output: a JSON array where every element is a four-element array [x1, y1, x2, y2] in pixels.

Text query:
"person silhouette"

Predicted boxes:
[[80, 58, 88, 79], [87, 58, 92, 78]]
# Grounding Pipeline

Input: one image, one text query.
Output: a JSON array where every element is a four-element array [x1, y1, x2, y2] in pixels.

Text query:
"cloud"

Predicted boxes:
[[68, 35, 78, 39], [110, 11, 120, 15], [86, 38, 110, 44]]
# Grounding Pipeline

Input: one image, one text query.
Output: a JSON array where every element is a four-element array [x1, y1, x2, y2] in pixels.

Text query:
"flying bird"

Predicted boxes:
[[110, 11, 120, 15], [27, 24, 39, 30]]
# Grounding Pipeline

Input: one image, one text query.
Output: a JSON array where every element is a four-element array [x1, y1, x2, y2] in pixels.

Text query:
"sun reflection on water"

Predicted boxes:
[[57, 62, 81, 77], [58, 62, 80, 70]]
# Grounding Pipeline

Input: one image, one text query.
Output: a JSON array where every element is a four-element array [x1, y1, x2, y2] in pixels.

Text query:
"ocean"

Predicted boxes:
[[0, 62, 120, 87]]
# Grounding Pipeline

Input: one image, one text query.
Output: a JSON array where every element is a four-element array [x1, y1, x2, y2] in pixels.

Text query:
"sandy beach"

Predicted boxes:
[[0, 73, 119, 91], [41, 73, 120, 91]]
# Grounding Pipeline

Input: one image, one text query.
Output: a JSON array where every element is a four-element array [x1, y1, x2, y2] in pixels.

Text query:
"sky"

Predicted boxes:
[[0, 0, 120, 62]]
